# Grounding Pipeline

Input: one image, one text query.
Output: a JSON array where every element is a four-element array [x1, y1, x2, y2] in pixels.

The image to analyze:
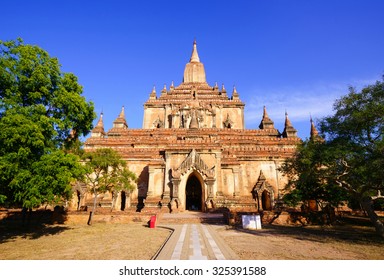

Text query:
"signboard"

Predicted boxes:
[[242, 214, 262, 230]]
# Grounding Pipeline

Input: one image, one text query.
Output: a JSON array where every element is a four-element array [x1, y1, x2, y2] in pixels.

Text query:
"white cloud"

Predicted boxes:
[[244, 78, 377, 126]]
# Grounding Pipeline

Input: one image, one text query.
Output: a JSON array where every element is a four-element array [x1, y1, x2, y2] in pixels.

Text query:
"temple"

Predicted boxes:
[[80, 41, 301, 212]]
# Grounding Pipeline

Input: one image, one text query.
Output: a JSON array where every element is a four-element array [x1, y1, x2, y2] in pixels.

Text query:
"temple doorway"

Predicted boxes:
[[120, 191, 126, 211], [185, 174, 202, 211], [262, 190, 272, 210]]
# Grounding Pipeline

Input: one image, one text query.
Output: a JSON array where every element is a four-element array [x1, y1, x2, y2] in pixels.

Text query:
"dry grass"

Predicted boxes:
[[0, 222, 171, 260]]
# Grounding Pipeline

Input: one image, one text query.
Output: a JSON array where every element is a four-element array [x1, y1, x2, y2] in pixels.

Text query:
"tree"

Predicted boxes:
[[82, 148, 136, 225], [319, 79, 384, 237], [281, 79, 384, 237], [0, 39, 95, 209], [109, 168, 137, 211], [280, 139, 349, 214]]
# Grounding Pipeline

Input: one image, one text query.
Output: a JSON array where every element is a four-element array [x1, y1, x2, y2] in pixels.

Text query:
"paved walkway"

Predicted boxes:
[[154, 212, 238, 260]]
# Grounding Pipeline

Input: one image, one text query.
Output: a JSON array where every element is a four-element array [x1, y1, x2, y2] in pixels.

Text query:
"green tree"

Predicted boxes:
[[82, 148, 136, 225], [109, 167, 137, 212], [319, 79, 384, 237], [280, 139, 349, 213], [0, 39, 95, 209], [281, 79, 384, 237]]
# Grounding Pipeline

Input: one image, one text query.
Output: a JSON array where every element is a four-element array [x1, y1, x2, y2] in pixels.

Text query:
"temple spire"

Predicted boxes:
[[285, 111, 293, 127], [113, 106, 128, 129], [119, 106, 125, 119], [232, 86, 239, 100], [190, 40, 200, 63], [310, 116, 322, 142], [149, 85, 157, 99], [221, 83, 226, 93], [96, 112, 104, 129], [161, 84, 167, 95], [91, 112, 106, 137], [263, 106, 269, 118], [282, 111, 297, 138], [259, 106, 274, 129], [183, 40, 206, 83]]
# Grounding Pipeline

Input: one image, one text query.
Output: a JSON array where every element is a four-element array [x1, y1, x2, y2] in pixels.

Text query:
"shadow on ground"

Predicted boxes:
[[0, 209, 71, 243], [230, 216, 384, 245]]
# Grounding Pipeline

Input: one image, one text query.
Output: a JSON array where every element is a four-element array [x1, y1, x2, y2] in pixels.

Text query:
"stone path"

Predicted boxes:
[[154, 212, 238, 260]]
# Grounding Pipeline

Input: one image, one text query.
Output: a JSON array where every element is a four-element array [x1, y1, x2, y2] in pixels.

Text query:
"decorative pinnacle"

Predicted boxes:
[[263, 106, 269, 118], [232, 86, 239, 97], [310, 115, 320, 138], [285, 111, 293, 127], [190, 40, 200, 63], [96, 112, 104, 127], [119, 106, 125, 118]]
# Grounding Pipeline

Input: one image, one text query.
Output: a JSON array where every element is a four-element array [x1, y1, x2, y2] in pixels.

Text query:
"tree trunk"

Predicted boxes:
[[88, 188, 97, 225], [361, 196, 384, 238], [87, 211, 93, 225], [22, 207, 27, 226], [111, 191, 118, 212]]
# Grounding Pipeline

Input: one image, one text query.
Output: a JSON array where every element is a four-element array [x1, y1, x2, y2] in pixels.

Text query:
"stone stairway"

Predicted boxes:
[[157, 211, 226, 225]]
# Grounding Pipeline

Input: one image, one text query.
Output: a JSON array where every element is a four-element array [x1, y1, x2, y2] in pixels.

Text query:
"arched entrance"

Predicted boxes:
[[262, 190, 272, 210], [185, 174, 202, 211]]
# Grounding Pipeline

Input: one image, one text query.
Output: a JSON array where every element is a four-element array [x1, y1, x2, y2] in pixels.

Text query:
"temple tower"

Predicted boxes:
[[142, 41, 245, 130]]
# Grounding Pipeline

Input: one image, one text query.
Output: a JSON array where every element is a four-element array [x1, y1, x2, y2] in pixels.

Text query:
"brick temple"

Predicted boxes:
[[79, 41, 302, 213]]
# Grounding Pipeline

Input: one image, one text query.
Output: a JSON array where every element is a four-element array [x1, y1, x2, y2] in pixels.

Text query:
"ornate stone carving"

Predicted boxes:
[[223, 113, 234, 128], [171, 168, 181, 179], [153, 116, 164, 128], [175, 149, 215, 179], [189, 109, 199, 129], [252, 170, 275, 211]]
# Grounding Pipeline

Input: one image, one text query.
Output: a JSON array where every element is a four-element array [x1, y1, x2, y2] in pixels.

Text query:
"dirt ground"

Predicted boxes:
[[214, 218, 384, 260], [0, 222, 172, 260], [1, 211, 383, 260]]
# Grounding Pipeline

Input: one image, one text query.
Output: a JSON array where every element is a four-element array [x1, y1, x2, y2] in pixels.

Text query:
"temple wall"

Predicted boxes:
[[144, 104, 244, 130], [143, 107, 165, 129], [218, 106, 244, 129], [239, 160, 287, 199], [152, 167, 164, 197], [72, 153, 292, 212], [222, 168, 235, 196]]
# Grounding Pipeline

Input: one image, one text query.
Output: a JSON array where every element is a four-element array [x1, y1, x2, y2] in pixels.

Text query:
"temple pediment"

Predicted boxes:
[[173, 149, 215, 179]]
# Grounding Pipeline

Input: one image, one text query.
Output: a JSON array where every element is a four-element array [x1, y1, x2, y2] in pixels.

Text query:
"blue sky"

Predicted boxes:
[[2, 0, 384, 139]]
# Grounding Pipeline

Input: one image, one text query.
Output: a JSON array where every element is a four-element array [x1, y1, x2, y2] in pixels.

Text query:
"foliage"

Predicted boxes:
[[319, 80, 384, 198], [280, 78, 384, 236], [280, 139, 349, 209], [0, 38, 95, 208], [82, 148, 137, 215]]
